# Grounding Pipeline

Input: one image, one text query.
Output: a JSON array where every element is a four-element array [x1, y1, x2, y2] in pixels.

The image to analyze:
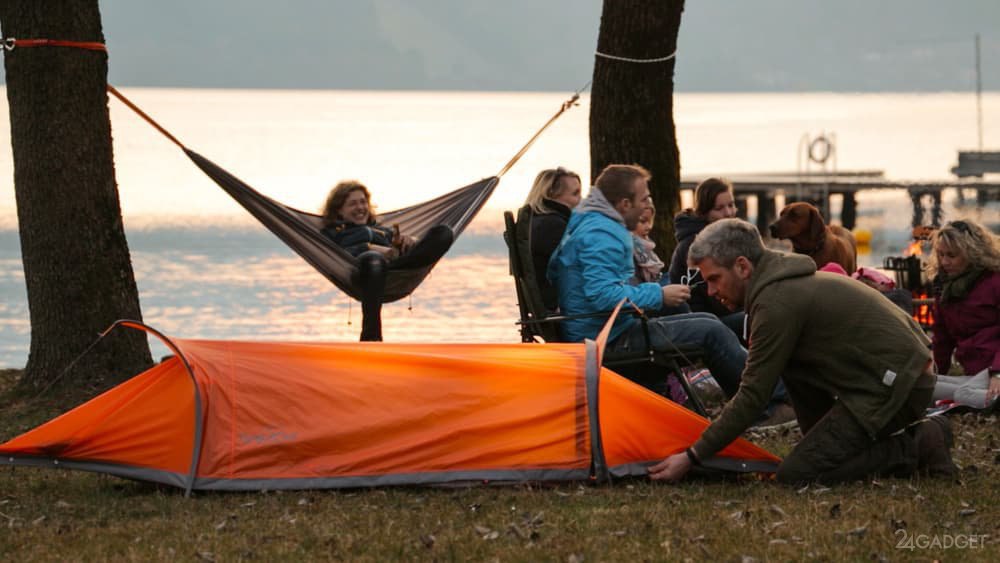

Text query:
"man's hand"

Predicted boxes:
[[661, 284, 691, 307], [648, 452, 692, 482]]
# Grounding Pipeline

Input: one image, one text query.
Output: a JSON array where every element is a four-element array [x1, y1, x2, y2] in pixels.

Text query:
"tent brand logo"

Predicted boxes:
[[238, 430, 298, 446]]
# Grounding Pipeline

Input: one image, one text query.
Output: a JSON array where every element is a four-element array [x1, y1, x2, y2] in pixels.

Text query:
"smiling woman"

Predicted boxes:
[[320, 180, 453, 341]]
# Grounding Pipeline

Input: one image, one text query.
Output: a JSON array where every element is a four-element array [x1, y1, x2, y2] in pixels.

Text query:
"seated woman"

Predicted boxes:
[[321, 180, 453, 341], [928, 219, 1000, 410], [521, 167, 582, 312], [668, 178, 743, 335]]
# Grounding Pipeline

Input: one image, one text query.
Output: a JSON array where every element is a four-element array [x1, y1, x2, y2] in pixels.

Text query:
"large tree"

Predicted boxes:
[[590, 0, 685, 258], [1, 1, 151, 393]]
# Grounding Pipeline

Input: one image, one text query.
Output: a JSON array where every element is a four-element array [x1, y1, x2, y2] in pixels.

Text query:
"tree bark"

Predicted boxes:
[[590, 0, 685, 259], [1, 1, 151, 393]]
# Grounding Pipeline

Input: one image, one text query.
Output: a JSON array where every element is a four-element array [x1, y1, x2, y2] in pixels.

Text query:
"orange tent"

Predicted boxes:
[[0, 322, 778, 493]]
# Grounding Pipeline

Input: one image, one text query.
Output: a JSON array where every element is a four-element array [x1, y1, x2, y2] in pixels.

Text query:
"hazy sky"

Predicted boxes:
[[2, 0, 999, 91]]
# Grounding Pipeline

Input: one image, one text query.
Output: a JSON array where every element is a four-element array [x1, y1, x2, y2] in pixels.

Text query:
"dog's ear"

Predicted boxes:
[[808, 205, 824, 241]]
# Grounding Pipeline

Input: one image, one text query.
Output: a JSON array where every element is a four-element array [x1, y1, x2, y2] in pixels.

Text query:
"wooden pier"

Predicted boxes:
[[680, 172, 1000, 233]]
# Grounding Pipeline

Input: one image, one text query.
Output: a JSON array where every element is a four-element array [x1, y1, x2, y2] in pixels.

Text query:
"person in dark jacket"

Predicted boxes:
[[928, 219, 1000, 409], [668, 178, 741, 332], [520, 167, 582, 312], [321, 180, 453, 341], [649, 219, 956, 484]]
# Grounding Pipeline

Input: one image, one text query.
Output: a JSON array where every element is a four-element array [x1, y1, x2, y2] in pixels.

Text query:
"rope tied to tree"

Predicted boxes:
[[594, 49, 677, 63], [2, 37, 107, 52]]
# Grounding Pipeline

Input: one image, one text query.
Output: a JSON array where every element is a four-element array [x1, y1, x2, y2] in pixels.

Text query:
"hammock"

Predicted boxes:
[[185, 149, 497, 302], [108, 85, 578, 303]]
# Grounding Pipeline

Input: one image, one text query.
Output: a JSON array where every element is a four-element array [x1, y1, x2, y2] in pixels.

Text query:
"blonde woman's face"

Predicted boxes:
[[551, 176, 582, 209], [936, 241, 969, 276]]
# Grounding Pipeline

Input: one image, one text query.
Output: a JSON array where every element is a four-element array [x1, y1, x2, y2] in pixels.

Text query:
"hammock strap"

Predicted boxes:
[[2, 37, 108, 52], [107, 85, 187, 150], [494, 81, 590, 178]]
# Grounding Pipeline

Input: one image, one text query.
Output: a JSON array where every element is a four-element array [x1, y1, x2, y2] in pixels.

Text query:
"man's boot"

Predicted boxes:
[[913, 416, 957, 477]]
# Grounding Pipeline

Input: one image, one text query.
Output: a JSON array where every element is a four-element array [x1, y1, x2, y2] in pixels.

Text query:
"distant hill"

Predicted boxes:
[[0, 0, 997, 91]]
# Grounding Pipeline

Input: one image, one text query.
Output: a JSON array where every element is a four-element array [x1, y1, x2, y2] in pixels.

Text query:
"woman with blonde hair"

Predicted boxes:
[[928, 219, 1000, 410], [520, 167, 583, 311]]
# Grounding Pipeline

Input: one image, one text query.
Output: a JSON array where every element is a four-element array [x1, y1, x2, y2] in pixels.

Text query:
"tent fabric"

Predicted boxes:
[[0, 324, 780, 492], [185, 149, 500, 303]]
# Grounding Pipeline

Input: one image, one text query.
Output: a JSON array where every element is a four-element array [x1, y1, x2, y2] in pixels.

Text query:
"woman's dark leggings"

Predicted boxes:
[[356, 225, 454, 341]]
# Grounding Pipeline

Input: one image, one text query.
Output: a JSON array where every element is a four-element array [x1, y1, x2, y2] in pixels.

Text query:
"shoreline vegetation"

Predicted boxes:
[[1, 369, 997, 560]]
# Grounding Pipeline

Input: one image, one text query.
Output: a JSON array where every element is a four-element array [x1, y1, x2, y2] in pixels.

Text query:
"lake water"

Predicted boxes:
[[1, 89, 999, 367]]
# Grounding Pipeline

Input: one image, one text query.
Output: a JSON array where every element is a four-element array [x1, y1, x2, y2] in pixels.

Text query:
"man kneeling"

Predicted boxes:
[[649, 219, 955, 484]]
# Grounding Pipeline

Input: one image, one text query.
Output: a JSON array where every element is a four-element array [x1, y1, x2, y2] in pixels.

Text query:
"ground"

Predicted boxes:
[[1, 369, 997, 561]]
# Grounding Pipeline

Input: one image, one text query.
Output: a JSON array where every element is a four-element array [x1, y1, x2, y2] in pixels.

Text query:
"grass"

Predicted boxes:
[[1, 369, 998, 561]]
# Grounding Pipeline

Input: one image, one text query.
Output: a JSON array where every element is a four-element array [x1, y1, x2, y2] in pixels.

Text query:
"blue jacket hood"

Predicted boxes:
[[547, 192, 663, 343]]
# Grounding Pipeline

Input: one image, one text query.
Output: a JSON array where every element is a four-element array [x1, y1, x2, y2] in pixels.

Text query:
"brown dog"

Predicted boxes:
[[769, 202, 857, 273]]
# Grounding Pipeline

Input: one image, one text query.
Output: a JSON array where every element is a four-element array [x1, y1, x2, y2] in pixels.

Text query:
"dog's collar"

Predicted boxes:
[[793, 232, 826, 256]]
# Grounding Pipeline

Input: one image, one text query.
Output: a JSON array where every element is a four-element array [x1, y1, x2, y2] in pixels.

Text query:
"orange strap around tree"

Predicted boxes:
[[2, 38, 107, 52]]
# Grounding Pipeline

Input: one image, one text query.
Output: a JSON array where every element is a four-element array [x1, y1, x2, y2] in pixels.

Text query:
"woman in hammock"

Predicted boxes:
[[322, 180, 453, 341]]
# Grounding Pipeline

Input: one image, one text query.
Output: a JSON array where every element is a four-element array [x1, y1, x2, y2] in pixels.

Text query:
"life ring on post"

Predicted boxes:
[[808, 135, 832, 164]]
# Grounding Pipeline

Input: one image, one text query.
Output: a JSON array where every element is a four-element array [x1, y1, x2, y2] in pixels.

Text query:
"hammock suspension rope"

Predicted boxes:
[[2, 37, 107, 52], [594, 49, 677, 63]]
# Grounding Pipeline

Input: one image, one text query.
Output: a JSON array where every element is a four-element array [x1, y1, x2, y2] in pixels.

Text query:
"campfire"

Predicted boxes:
[[882, 229, 935, 329]]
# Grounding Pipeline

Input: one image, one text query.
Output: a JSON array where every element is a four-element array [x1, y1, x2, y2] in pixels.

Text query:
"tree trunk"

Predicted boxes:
[[1, 1, 152, 393], [590, 0, 685, 259]]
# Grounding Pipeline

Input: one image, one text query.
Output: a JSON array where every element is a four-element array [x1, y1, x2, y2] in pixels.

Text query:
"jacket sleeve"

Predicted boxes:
[[578, 225, 663, 312], [668, 236, 693, 284], [931, 300, 956, 373], [692, 300, 801, 460]]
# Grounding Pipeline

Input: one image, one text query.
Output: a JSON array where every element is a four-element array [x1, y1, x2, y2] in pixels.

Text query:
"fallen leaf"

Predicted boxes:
[[55, 501, 71, 509], [297, 498, 309, 506], [241, 501, 256, 508], [847, 526, 868, 538], [509, 524, 531, 540], [196, 552, 215, 562], [474, 525, 492, 535], [31, 516, 45, 525], [215, 520, 226, 531], [958, 509, 976, 517], [769, 539, 788, 545], [769, 504, 787, 518], [483, 531, 499, 540], [829, 503, 841, 519], [610, 529, 627, 537]]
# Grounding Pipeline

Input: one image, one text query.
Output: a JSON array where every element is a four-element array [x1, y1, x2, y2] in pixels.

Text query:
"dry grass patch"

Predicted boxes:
[[1, 370, 998, 561]]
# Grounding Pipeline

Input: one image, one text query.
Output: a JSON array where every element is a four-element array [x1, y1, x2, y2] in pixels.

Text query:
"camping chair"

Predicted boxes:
[[503, 209, 708, 416]]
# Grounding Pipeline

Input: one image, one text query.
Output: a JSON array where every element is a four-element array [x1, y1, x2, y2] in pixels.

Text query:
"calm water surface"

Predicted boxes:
[[1, 89, 998, 366]]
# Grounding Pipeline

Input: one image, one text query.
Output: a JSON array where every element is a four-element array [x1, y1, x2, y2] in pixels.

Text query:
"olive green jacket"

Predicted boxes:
[[692, 250, 931, 461]]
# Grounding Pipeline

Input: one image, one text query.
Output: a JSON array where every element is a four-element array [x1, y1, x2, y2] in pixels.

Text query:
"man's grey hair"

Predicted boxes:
[[688, 218, 765, 268]]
